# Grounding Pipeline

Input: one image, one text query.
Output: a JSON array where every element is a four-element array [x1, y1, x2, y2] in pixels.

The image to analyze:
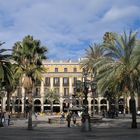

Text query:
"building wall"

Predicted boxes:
[[0, 59, 139, 115]]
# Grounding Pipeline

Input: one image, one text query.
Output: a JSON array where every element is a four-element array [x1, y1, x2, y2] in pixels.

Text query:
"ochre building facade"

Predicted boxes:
[[0, 60, 140, 115]]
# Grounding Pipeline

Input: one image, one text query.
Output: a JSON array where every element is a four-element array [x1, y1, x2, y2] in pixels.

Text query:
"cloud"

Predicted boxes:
[[0, 0, 140, 60], [102, 6, 140, 22]]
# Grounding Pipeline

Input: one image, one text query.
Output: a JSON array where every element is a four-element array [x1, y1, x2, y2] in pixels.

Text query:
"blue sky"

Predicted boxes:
[[0, 0, 140, 60]]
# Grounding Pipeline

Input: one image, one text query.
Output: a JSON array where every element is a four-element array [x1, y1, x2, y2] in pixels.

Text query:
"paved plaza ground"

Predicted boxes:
[[0, 114, 140, 140]]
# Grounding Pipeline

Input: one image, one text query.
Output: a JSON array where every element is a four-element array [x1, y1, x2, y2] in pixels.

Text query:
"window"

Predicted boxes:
[[45, 77, 50, 86], [63, 77, 69, 86], [73, 88, 76, 94], [64, 68, 67, 72], [64, 88, 69, 96], [35, 88, 40, 97], [54, 88, 59, 95], [73, 77, 77, 86], [55, 68, 58, 72], [35, 79, 41, 85], [73, 68, 77, 72], [53, 77, 60, 86]]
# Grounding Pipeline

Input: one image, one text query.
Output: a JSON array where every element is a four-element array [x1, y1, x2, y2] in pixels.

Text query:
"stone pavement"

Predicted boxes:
[[0, 115, 140, 140]]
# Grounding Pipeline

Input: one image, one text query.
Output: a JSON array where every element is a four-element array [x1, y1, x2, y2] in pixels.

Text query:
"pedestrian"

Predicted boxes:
[[72, 112, 77, 126], [4, 111, 10, 126], [34, 112, 38, 120], [66, 112, 71, 127], [60, 112, 65, 124]]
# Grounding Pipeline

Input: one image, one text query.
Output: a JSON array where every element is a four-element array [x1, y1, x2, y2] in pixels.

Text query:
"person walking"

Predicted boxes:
[[72, 112, 77, 126], [4, 111, 10, 126], [66, 112, 71, 127], [34, 112, 38, 120]]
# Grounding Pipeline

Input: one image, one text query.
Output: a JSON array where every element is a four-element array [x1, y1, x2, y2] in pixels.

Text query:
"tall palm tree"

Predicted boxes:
[[12, 35, 48, 130], [80, 44, 103, 74], [0, 42, 13, 111], [80, 44, 103, 116], [96, 31, 140, 128], [103, 32, 116, 44], [0, 42, 13, 127]]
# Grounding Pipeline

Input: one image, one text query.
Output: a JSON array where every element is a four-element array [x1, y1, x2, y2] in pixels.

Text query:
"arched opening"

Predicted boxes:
[[83, 99, 89, 105], [53, 100, 60, 112], [118, 98, 124, 114], [6, 100, 13, 112], [44, 99, 51, 112], [91, 99, 98, 114], [76, 100, 79, 106], [34, 99, 41, 112], [100, 99, 107, 111], [14, 99, 22, 112]]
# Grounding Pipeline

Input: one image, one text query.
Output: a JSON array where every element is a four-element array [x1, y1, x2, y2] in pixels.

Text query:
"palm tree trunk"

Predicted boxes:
[[92, 95, 95, 116], [51, 102, 53, 115], [28, 89, 33, 130], [7, 92, 10, 112], [131, 95, 137, 128], [24, 89, 27, 118]]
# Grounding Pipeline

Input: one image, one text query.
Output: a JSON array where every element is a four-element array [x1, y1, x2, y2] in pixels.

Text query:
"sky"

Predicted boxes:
[[0, 0, 140, 60]]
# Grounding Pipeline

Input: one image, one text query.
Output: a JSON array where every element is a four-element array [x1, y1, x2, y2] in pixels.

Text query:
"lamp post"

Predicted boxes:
[[76, 68, 91, 131], [91, 80, 97, 117]]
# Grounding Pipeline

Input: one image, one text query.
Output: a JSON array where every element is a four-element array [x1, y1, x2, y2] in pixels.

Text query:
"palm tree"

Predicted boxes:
[[80, 44, 103, 74], [103, 32, 116, 44], [44, 89, 59, 114], [12, 35, 48, 130], [0, 42, 13, 127], [0, 42, 13, 111], [96, 31, 140, 128], [80, 44, 103, 116]]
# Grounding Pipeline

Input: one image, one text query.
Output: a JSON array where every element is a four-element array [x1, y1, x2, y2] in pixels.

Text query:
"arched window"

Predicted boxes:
[[34, 99, 41, 105], [100, 99, 107, 104]]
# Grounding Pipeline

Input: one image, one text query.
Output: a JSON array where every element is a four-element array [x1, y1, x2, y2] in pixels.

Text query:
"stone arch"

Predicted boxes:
[[14, 99, 22, 112], [118, 98, 124, 114], [91, 99, 98, 104], [44, 99, 51, 111], [100, 99, 107, 104], [91, 99, 98, 114], [100, 99, 107, 111], [34, 99, 41, 112], [53, 100, 60, 112]]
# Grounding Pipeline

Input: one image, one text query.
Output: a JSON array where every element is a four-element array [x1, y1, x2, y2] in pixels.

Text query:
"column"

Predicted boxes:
[[40, 79, 45, 112], [60, 97, 63, 112], [88, 96, 92, 115], [98, 98, 100, 114], [40, 79, 45, 97], [50, 77, 53, 89], [21, 87, 25, 113], [107, 100, 109, 111], [135, 95, 138, 111], [3, 96, 6, 111], [21, 97, 24, 113], [40, 97, 44, 112], [60, 77, 63, 112], [60, 77, 63, 97], [69, 77, 73, 107]]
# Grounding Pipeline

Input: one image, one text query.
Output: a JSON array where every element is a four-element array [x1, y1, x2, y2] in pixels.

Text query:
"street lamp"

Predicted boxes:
[[91, 80, 97, 116], [76, 68, 91, 131]]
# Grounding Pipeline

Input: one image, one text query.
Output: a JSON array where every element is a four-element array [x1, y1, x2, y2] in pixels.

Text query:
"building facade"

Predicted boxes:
[[0, 60, 140, 115]]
